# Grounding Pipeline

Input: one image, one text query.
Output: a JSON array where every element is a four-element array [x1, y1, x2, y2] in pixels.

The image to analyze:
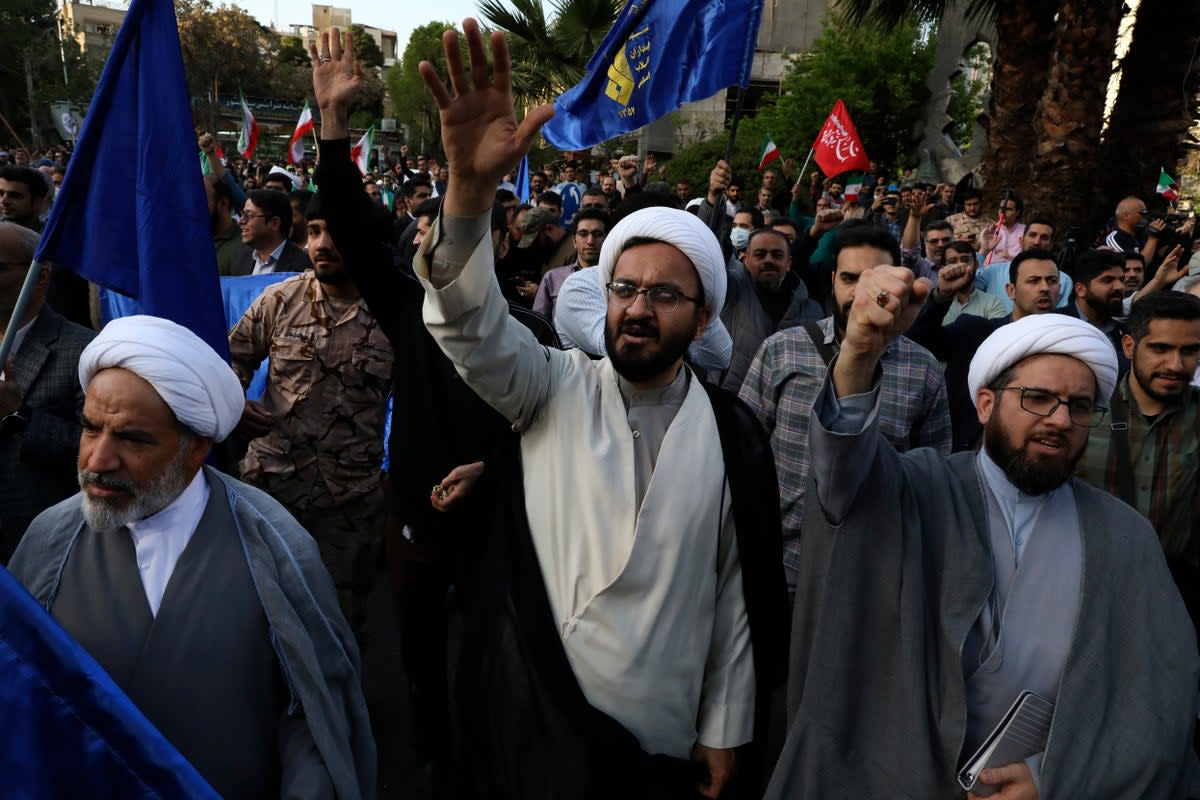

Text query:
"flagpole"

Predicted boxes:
[[793, 147, 815, 188], [0, 260, 43, 367]]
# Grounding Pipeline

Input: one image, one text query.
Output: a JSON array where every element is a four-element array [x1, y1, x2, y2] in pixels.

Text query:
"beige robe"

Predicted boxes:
[[414, 214, 755, 758]]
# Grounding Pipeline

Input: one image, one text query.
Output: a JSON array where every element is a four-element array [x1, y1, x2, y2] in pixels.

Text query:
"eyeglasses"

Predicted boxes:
[[605, 280, 703, 313], [994, 386, 1107, 428], [239, 212, 270, 223], [575, 229, 606, 239]]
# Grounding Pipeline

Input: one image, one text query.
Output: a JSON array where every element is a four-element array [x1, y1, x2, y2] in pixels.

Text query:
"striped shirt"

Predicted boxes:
[[739, 316, 953, 574]]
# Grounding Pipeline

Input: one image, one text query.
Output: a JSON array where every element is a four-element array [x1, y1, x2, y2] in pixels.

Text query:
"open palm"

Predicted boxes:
[[420, 19, 553, 209]]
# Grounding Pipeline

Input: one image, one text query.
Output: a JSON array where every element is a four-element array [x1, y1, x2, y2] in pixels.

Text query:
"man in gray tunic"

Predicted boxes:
[[9, 314, 375, 800], [766, 265, 1199, 799]]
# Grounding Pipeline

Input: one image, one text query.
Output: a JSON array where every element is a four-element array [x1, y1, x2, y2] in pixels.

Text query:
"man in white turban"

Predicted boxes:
[[9, 315, 376, 800], [374, 21, 787, 798], [767, 266, 1199, 799]]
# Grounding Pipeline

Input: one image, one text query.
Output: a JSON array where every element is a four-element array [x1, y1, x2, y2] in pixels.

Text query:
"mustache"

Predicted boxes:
[[619, 320, 659, 339], [79, 469, 135, 493]]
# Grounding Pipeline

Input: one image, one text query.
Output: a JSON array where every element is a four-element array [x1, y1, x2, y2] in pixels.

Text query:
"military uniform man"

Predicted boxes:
[[229, 194, 393, 636]]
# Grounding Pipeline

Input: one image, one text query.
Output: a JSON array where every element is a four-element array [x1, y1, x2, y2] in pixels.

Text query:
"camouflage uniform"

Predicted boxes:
[[229, 272, 393, 633]]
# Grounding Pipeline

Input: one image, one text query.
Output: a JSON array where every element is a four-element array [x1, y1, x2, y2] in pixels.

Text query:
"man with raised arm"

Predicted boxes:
[[318, 20, 786, 798], [765, 264, 1198, 798]]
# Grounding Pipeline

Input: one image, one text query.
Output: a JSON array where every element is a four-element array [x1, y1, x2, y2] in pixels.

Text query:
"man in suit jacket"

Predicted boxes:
[[0, 221, 96, 561], [222, 188, 312, 277]]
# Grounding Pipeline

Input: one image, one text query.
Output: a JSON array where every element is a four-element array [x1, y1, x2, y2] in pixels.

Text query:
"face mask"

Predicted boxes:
[[730, 227, 750, 250]]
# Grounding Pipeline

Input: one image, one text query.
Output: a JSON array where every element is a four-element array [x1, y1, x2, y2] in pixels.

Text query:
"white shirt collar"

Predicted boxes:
[[126, 469, 211, 616]]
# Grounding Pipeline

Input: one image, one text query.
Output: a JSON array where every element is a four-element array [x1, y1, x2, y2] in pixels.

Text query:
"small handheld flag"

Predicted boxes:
[[1157, 168, 1179, 203], [757, 135, 781, 171], [812, 99, 870, 177], [287, 102, 314, 165], [237, 88, 258, 161], [842, 172, 864, 202], [351, 126, 375, 175]]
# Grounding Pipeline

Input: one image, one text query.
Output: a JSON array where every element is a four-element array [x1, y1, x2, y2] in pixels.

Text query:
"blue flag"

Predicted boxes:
[[35, 0, 229, 359], [0, 566, 218, 797], [515, 155, 531, 203], [541, 0, 765, 150]]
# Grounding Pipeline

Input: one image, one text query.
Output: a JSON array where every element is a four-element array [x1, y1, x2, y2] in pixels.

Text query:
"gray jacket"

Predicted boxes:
[[10, 466, 377, 800], [766, 385, 1199, 799]]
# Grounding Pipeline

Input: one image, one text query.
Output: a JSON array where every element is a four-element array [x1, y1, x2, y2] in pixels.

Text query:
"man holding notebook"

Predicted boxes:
[[766, 267, 1199, 798]]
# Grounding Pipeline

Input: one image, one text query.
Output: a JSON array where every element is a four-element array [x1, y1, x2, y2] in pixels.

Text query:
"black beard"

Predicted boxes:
[[1082, 291, 1123, 318], [983, 415, 1081, 495], [604, 316, 696, 384]]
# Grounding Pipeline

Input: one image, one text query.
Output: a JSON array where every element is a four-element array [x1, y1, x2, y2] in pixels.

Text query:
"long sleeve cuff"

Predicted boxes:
[[815, 376, 880, 435], [425, 211, 492, 289]]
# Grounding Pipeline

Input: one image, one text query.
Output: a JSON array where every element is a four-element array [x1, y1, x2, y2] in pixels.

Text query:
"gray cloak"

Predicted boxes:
[[9, 466, 376, 800], [765, 384, 1199, 799]]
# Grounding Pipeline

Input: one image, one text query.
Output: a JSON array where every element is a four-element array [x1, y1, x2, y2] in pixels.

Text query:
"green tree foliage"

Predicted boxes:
[[479, 0, 620, 106], [945, 41, 990, 153], [348, 24, 384, 69], [176, 0, 279, 128], [664, 115, 779, 201], [759, 15, 935, 176], [1, 0, 99, 146], [387, 21, 462, 155], [277, 35, 310, 68]]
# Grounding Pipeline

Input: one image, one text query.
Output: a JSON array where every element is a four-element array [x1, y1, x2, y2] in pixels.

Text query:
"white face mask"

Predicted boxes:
[[730, 227, 750, 250]]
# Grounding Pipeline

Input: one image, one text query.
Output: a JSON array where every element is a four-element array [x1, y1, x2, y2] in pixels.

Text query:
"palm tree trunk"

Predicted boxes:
[[1097, 0, 1200, 231], [1026, 0, 1122, 233], [979, 2, 1057, 204]]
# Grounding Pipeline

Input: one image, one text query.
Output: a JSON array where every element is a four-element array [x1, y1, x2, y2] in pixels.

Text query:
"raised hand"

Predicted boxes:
[[833, 266, 930, 397], [310, 28, 364, 139], [420, 19, 554, 216], [936, 261, 973, 297]]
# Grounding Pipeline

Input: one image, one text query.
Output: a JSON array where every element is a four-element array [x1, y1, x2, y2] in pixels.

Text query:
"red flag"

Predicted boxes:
[[812, 99, 870, 177]]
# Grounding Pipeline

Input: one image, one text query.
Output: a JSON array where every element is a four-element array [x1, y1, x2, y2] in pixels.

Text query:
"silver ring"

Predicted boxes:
[[319, 56, 331, 64], [875, 289, 891, 307]]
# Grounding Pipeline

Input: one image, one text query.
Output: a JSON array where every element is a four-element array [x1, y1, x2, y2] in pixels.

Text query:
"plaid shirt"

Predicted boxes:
[[1076, 379, 1200, 565], [739, 316, 952, 573]]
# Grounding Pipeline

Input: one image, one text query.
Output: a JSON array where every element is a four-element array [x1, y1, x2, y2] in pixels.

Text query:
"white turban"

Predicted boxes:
[[597, 207, 727, 316], [79, 316, 245, 442], [967, 314, 1119, 402]]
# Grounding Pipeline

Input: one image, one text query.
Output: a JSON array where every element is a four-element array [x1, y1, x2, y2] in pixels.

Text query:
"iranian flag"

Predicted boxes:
[[842, 172, 864, 202], [351, 126, 375, 175], [1157, 168, 1179, 202], [287, 102, 314, 165], [237, 89, 258, 160], [758, 135, 781, 171]]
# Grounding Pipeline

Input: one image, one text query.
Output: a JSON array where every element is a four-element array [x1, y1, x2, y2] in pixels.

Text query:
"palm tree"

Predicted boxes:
[[837, 0, 1134, 233], [1097, 0, 1200, 231], [1026, 0, 1123, 232], [478, 0, 620, 107]]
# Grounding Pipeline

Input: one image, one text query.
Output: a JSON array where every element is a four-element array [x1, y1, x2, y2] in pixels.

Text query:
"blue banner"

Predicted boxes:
[[541, 0, 766, 150], [0, 566, 218, 797], [34, 0, 229, 360]]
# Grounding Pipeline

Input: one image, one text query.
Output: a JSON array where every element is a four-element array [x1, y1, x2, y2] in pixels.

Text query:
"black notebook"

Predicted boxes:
[[957, 691, 1055, 796]]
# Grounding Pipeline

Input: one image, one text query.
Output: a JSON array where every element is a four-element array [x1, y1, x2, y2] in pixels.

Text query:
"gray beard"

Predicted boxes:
[[78, 446, 193, 531]]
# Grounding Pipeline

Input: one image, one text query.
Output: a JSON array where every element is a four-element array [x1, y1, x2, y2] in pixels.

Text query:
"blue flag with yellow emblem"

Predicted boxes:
[[542, 0, 765, 150]]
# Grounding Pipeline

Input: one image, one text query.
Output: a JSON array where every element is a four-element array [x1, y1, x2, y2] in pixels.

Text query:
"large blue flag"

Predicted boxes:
[[0, 565, 218, 797], [541, 0, 766, 150], [34, 0, 229, 359]]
